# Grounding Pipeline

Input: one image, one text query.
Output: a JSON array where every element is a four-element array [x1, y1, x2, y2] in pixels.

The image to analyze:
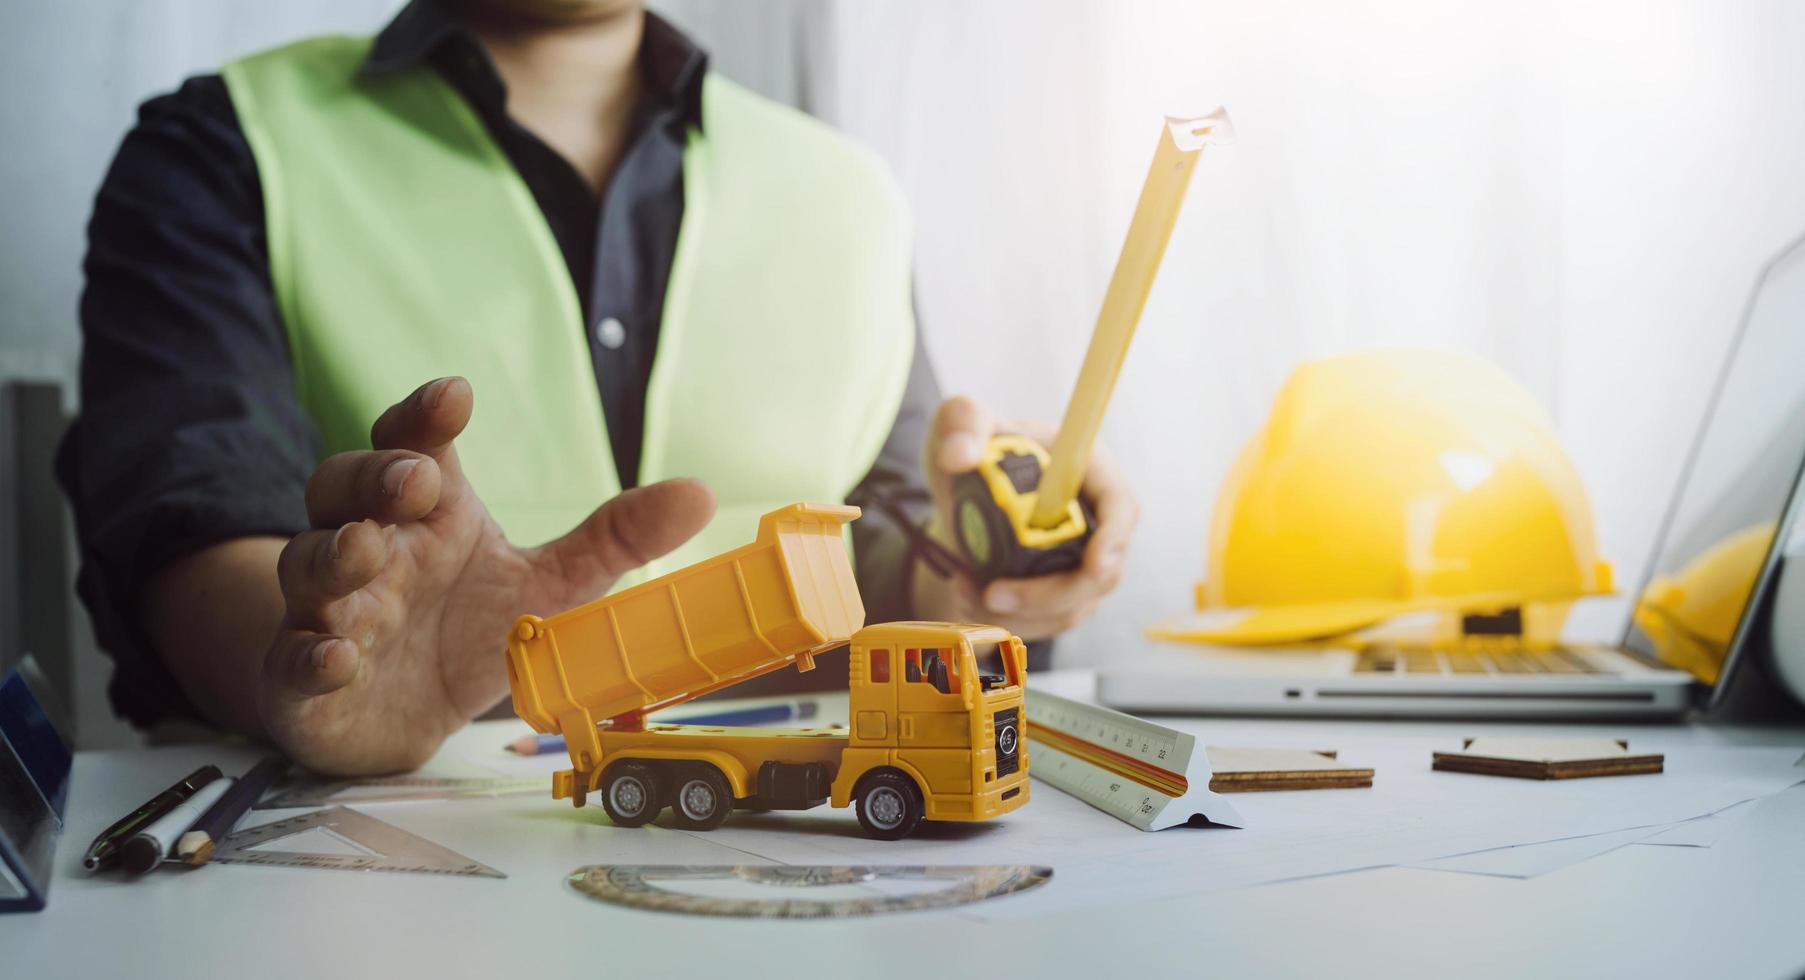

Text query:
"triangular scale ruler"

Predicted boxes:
[[1025, 691, 1244, 831], [211, 806, 505, 878], [256, 775, 542, 809]]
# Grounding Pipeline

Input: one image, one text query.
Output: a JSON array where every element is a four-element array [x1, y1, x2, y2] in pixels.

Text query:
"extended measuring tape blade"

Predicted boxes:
[[1025, 690, 1243, 831], [1030, 107, 1235, 529]]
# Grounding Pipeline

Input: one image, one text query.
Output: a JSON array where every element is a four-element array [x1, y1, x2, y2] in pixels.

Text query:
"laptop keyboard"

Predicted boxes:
[[1355, 646, 1606, 676]]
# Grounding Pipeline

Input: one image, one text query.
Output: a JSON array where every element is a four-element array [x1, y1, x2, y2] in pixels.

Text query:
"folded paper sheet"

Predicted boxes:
[[1409, 797, 1764, 878]]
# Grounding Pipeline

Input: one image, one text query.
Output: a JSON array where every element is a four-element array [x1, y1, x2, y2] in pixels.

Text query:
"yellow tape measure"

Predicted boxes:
[[955, 109, 1234, 583]]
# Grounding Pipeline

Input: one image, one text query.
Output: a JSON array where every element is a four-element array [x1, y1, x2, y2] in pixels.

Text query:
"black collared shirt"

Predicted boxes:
[[57, 2, 938, 726], [365, 3, 703, 487]]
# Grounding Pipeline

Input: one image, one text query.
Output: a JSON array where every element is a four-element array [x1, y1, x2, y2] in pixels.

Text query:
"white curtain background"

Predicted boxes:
[[793, 0, 1805, 661], [4, 1, 1804, 743]]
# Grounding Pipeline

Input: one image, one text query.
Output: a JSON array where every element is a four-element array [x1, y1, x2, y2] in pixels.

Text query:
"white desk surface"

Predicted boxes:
[[9, 672, 1805, 980]]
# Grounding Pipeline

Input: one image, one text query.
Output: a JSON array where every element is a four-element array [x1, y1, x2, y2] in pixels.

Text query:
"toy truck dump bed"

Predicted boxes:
[[507, 503, 864, 749]]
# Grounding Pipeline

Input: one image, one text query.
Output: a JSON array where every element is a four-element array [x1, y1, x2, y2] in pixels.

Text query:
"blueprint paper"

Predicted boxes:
[[668, 738, 1805, 920], [460, 685, 1805, 918]]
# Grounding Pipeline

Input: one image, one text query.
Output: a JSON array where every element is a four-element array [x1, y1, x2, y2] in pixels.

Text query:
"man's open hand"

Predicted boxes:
[[261, 377, 714, 775]]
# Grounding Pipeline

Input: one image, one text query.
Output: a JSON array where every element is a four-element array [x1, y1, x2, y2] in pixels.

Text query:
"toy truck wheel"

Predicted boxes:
[[854, 769, 924, 841], [669, 766, 734, 832], [600, 762, 662, 828]]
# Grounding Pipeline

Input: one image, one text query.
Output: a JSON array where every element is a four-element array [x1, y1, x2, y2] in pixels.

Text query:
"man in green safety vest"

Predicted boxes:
[[58, 0, 1136, 775]]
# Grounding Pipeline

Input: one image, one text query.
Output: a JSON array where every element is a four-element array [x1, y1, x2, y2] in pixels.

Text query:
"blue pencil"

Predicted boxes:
[[505, 701, 819, 755]]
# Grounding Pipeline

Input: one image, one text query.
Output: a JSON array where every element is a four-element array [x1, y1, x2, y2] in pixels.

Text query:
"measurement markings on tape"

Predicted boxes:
[[256, 775, 543, 810], [1025, 690, 1243, 831], [211, 806, 505, 878]]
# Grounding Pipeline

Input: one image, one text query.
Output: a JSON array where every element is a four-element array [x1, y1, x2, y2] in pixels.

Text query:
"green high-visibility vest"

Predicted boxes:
[[222, 37, 914, 584]]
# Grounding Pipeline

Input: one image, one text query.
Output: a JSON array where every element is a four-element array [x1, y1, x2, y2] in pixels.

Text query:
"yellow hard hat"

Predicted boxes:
[[1152, 349, 1614, 645], [1632, 522, 1774, 685]]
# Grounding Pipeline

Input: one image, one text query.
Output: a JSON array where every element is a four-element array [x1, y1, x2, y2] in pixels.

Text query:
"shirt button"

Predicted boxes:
[[595, 317, 626, 350]]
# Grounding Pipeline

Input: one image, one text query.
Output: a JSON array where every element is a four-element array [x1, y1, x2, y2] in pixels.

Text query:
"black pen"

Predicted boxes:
[[177, 757, 286, 865], [81, 764, 221, 872]]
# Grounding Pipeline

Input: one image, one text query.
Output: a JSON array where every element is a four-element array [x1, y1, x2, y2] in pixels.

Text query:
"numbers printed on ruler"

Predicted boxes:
[[1025, 691, 1243, 832], [1027, 696, 1185, 770], [1034, 740, 1165, 826]]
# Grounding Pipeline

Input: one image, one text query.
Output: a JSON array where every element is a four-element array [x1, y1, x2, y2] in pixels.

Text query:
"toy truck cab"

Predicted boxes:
[[833, 623, 1031, 838]]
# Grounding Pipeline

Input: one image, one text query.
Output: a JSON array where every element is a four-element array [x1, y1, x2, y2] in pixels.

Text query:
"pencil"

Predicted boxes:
[[176, 757, 286, 866]]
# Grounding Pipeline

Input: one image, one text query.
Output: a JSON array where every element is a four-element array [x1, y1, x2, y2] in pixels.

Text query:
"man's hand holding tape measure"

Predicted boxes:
[[910, 108, 1233, 642], [919, 397, 1138, 641]]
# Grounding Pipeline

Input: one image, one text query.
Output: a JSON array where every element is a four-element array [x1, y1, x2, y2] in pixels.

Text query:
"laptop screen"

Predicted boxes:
[[1621, 233, 1805, 693]]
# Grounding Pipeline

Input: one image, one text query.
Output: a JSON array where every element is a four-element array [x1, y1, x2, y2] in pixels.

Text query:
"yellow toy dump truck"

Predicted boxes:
[[505, 503, 1030, 840]]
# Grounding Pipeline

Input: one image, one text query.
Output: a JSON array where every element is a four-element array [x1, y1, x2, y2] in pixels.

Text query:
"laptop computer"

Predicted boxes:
[[1099, 231, 1805, 719]]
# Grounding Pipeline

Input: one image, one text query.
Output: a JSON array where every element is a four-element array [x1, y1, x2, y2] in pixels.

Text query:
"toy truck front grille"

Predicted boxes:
[[994, 708, 1021, 776]]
